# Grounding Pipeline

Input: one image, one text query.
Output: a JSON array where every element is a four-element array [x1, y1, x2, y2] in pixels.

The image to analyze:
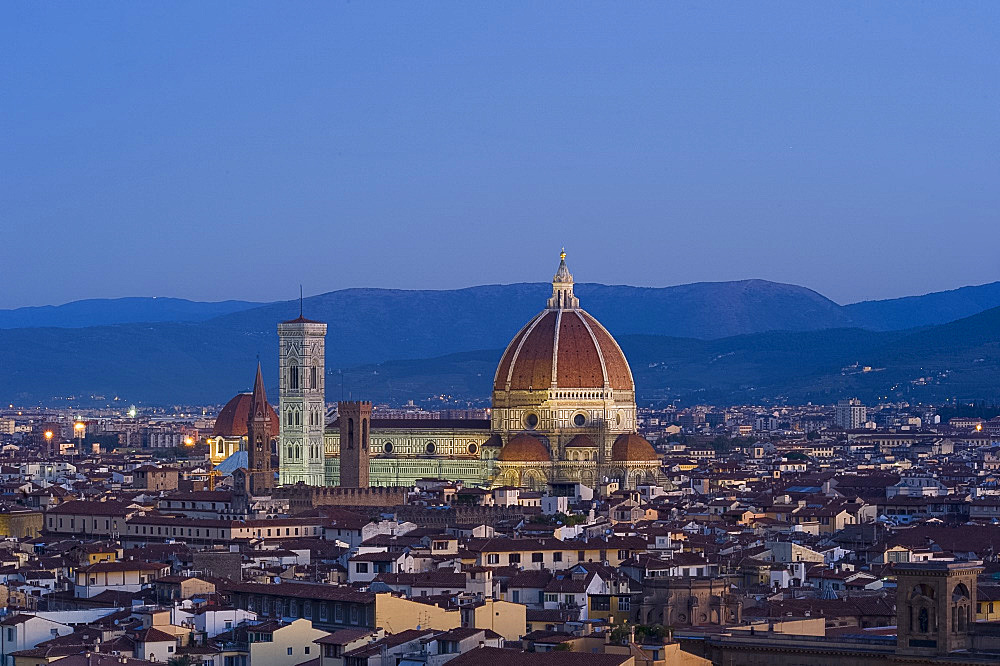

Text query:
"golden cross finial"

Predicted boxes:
[[560, 247, 566, 261]]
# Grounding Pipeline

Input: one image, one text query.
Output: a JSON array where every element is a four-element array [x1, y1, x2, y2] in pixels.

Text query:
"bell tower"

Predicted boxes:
[[246, 362, 275, 496], [338, 401, 371, 488], [278, 306, 327, 486], [895, 561, 981, 657]]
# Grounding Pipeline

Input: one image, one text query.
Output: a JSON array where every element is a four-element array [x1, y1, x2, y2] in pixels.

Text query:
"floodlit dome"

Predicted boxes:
[[493, 252, 633, 393], [498, 434, 551, 463], [611, 433, 659, 462]]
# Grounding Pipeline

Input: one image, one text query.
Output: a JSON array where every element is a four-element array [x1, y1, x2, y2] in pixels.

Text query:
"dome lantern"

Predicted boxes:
[[547, 248, 580, 310]]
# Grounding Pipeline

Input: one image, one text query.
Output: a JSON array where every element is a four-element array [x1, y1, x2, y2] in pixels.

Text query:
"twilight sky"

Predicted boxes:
[[2, 3, 998, 309]]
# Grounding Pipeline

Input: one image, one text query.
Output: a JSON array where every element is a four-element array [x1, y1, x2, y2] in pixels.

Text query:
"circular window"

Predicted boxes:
[[525, 413, 538, 429], [574, 413, 586, 427], [383, 442, 393, 454], [616, 411, 624, 426], [468, 443, 478, 455], [426, 442, 436, 454]]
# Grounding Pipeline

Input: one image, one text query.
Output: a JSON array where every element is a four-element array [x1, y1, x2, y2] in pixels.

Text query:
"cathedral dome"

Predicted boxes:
[[611, 433, 659, 462], [498, 434, 551, 462], [493, 253, 634, 393], [213, 393, 278, 437]]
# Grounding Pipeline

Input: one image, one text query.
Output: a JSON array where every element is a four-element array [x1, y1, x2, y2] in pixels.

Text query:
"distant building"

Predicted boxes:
[[835, 398, 867, 430]]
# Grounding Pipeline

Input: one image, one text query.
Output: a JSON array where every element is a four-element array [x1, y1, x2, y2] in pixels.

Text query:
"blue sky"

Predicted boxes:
[[2, 2, 998, 308]]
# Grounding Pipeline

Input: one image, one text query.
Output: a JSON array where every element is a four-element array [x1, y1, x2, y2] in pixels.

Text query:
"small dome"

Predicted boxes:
[[564, 434, 597, 448], [611, 433, 658, 462], [498, 434, 550, 463], [213, 393, 278, 438], [483, 434, 504, 448]]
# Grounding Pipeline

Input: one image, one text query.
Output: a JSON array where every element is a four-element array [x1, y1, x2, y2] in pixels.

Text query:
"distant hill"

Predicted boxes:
[[843, 281, 1000, 331], [3, 278, 1000, 405], [7, 279, 1000, 334], [0, 297, 260, 328], [335, 306, 1000, 406], [4, 304, 999, 406]]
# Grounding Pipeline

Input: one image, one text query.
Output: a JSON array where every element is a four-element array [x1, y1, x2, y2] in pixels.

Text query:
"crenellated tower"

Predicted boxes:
[[338, 401, 371, 488]]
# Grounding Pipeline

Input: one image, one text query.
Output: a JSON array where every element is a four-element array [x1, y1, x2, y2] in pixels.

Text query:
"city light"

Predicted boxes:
[[44, 430, 53, 440]]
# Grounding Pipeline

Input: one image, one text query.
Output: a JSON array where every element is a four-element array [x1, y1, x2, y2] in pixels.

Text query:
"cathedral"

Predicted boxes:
[[274, 252, 665, 492]]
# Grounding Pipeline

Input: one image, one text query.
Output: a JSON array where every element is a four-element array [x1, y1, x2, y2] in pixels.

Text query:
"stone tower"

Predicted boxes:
[[338, 401, 371, 488], [278, 311, 327, 486], [246, 362, 276, 496], [895, 561, 981, 657]]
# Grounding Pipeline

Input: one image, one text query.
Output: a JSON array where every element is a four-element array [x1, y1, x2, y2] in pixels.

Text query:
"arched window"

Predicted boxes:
[[347, 418, 355, 449]]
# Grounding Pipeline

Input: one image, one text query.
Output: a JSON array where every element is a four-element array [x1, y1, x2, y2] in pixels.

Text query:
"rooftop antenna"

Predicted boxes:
[[299, 285, 304, 318]]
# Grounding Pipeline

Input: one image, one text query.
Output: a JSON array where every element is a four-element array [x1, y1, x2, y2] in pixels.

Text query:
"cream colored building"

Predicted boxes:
[[249, 618, 328, 666]]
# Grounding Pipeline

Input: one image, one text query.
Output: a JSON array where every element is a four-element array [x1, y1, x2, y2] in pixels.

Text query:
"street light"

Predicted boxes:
[[44, 430, 53, 457]]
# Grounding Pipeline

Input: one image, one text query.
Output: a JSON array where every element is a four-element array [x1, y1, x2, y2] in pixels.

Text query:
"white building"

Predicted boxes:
[[0, 615, 72, 666], [835, 398, 867, 430]]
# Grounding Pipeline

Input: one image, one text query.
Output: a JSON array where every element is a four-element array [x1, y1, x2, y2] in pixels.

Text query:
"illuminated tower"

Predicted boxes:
[[278, 308, 327, 486]]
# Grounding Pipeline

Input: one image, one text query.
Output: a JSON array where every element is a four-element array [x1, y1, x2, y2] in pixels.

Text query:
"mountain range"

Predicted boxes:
[[2, 279, 999, 406]]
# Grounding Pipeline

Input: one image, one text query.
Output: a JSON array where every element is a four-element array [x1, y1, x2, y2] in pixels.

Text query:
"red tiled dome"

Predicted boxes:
[[213, 393, 279, 437], [493, 309, 634, 392], [564, 434, 597, 448], [498, 434, 551, 463], [611, 433, 658, 462]]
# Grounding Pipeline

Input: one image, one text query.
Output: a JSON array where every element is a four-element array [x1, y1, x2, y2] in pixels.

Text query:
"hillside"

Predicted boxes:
[[334, 307, 1000, 406], [6, 279, 1000, 335], [6, 306, 998, 406], [0, 297, 260, 328], [3, 280, 1000, 405], [844, 281, 1000, 331]]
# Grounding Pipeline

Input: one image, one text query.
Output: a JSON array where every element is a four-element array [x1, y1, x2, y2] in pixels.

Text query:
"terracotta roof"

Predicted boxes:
[[493, 307, 634, 392], [134, 627, 176, 643], [213, 392, 278, 438], [611, 433, 658, 462], [281, 315, 324, 325], [564, 434, 597, 448], [498, 434, 550, 463], [47, 500, 132, 517]]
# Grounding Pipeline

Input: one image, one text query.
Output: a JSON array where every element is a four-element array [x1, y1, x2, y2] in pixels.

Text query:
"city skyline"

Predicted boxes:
[[4, 3, 999, 309], [5, 5, 1000, 666]]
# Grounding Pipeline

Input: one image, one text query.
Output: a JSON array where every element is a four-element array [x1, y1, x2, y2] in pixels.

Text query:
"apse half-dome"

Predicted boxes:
[[498, 433, 551, 462], [213, 393, 279, 438]]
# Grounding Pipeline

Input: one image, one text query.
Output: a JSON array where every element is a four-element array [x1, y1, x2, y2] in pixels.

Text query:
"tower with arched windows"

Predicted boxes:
[[278, 313, 327, 486], [338, 401, 371, 488], [895, 560, 981, 657], [246, 362, 276, 495]]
